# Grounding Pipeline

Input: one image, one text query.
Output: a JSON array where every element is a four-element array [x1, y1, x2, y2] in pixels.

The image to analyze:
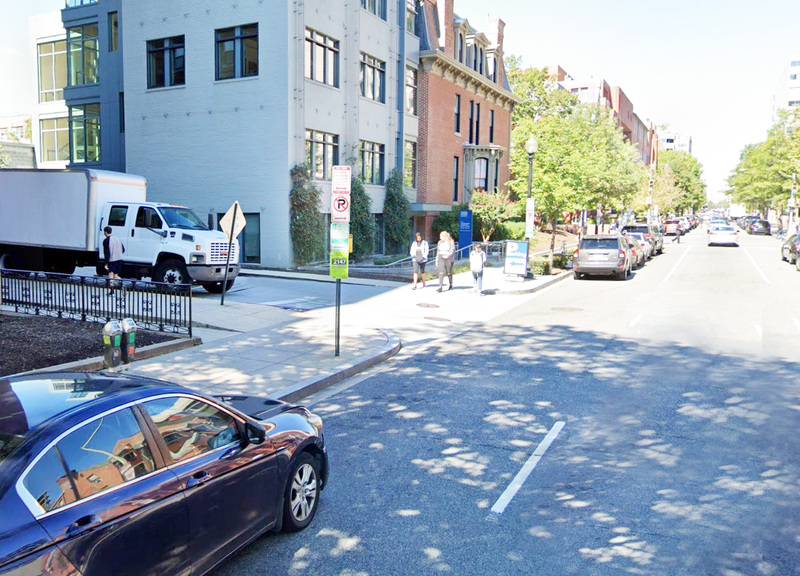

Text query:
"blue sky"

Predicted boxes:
[[3, 0, 799, 201]]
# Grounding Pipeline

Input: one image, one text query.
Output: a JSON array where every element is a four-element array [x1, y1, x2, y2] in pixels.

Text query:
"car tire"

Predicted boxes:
[[154, 259, 190, 285], [282, 452, 321, 532]]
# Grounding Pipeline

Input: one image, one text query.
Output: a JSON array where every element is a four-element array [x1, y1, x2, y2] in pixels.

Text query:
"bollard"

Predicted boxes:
[[102, 320, 123, 369], [120, 318, 138, 364]]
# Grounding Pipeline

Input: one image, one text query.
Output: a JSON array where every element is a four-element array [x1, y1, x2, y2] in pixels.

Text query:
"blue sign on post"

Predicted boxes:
[[458, 210, 473, 253], [504, 240, 530, 277]]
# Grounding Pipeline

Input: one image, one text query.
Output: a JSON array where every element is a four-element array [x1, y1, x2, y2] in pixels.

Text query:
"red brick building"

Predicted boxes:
[[412, 0, 517, 241]]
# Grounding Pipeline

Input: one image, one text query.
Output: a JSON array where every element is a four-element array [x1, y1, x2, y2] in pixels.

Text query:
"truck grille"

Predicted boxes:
[[209, 242, 239, 264]]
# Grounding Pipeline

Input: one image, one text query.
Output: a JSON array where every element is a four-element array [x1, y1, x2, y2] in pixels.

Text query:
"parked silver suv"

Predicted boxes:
[[573, 235, 632, 280]]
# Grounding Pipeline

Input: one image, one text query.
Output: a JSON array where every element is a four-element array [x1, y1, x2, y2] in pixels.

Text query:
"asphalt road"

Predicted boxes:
[[211, 227, 800, 575]]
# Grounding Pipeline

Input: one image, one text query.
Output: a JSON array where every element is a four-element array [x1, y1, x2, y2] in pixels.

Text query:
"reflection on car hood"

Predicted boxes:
[[213, 395, 294, 420]]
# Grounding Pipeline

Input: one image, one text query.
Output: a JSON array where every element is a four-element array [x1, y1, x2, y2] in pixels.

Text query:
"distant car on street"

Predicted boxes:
[[748, 220, 771, 235], [573, 235, 632, 280], [781, 233, 800, 264], [621, 224, 663, 254], [0, 371, 328, 576], [707, 225, 739, 246]]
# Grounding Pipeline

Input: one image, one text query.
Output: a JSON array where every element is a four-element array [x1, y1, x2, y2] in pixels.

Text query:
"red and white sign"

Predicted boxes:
[[331, 193, 350, 223], [332, 165, 352, 195]]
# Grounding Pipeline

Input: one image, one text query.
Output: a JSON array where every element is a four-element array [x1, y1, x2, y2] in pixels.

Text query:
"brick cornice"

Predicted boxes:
[[419, 50, 519, 111]]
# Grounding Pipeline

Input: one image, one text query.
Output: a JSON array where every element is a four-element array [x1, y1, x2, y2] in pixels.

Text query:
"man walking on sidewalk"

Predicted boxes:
[[102, 226, 125, 288]]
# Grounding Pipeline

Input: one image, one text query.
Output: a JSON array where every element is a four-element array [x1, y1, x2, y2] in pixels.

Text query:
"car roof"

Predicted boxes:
[[0, 372, 188, 442]]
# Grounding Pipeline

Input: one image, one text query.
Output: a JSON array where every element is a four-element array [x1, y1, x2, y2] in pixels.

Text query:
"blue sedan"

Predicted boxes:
[[0, 371, 328, 576]]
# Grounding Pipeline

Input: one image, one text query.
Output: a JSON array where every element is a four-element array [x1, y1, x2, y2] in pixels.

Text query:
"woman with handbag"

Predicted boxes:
[[436, 231, 456, 292], [409, 232, 429, 289]]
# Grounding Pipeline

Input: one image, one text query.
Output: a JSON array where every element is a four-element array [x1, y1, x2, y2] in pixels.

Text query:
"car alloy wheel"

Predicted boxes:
[[283, 453, 320, 532]]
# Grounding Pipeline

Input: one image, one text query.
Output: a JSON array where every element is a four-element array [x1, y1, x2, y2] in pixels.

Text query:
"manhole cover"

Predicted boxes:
[[425, 316, 451, 322], [551, 307, 583, 312], [417, 303, 440, 309]]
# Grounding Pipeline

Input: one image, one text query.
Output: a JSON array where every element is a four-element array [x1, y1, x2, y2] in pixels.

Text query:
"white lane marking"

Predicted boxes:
[[491, 421, 565, 515], [794, 318, 800, 335], [663, 248, 691, 282], [741, 247, 770, 284], [628, 313, 642, 328]]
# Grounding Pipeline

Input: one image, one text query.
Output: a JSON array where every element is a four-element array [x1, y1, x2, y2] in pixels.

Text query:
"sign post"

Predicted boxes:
[[458, 210, 473, 253], [330, 166, 351, 356], [218, 201, 245, 306], [525, 198, 536, 239]]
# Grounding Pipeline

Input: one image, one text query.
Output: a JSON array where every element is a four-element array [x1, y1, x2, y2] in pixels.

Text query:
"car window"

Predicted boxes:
[[22, 408, 155, 514], [142, 397, 242, 463], [581, 239, 619, 250]]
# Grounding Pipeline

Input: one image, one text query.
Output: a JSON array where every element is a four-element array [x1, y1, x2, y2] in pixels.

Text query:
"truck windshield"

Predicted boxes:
[[160, 207, 208, 230]]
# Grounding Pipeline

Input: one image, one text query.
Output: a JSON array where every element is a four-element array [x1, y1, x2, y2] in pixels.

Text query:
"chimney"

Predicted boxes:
[[437, 0, 454, 57], [486, 18, 505, 86]]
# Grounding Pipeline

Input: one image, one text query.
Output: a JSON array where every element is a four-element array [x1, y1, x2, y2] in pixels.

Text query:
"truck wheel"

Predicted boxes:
[[201, 279, 235, 293], [154, 259, 190, 285]]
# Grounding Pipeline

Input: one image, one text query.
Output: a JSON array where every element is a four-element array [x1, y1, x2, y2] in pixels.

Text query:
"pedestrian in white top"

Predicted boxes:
[[469, 243, 487, 294], [409, 232, 429, 289], [436, 231, 455, 292]]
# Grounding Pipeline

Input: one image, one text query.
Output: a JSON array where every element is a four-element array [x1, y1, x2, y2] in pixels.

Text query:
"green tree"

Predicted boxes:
[[660, 149, 706, 214], [289, 165, 325, 266], [383, 169, 410, 254], [350, 175, 375, 259], [469, 188, 519, 241]]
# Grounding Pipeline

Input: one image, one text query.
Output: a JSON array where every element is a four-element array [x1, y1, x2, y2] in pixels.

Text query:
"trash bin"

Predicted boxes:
[[102, 320, 123, 369], [121, 318, 138, 364]]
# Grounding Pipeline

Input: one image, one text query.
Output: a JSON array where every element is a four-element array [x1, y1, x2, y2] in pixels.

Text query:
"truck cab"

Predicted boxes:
[[100, 202, 240, 292]]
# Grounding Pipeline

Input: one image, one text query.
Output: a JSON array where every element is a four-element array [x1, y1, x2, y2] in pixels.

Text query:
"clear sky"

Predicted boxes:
[[454, 0, 800, 201], [3, 0, 799, 201]]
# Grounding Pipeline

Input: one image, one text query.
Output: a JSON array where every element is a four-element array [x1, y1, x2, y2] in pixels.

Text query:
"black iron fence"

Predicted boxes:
[[0, 270, 192, 336]]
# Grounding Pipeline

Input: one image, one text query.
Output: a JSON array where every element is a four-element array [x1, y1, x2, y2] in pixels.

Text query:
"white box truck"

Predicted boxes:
[[0, 168, 240, 292]]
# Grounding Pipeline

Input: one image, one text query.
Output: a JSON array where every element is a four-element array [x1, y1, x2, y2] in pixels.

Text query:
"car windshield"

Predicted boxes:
[[581, 239, 618, 250], [160, 207, 209, 230]]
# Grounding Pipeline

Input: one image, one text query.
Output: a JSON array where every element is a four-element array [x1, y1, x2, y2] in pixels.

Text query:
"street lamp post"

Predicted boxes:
[[525, 134, 538, 239]]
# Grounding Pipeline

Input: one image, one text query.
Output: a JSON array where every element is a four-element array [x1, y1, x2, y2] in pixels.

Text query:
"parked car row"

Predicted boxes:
[[573, 223, 666, 280], [735, 215, 771, 235]]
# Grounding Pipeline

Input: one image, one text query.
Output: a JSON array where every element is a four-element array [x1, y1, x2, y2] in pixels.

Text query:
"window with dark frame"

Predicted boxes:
[[406, 0, 417, 34], [475, 103, 480, 145], [305, 28, 339, 87], [67, 23, 98, 86], [305, 129, 339, 180], [38, 39, 67, 102], [109, 12, 118, 51], [489, 109, 495, 143], [468, 100, 474, 143], [474, 158, 488, 190], [403, 141, 417, 188], [147, 35, 185, 88], [69, 103, 101, 163], [215, 24, 258, 81], [453, 156, 460, 202], [405, 67, 418, 116], [361, 0, 386, 19], [454, 94, 461, 133], [40, 117, 69, 162], [360, 140, 385, 185], [360, 53, 385, 102]]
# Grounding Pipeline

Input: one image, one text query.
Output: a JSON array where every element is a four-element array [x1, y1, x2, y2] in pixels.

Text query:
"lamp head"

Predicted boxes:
[[525, 134, 539, 156]]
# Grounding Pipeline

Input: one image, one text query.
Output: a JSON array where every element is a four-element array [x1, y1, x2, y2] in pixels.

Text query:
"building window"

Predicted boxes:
[[472, 44, 477, 70], [791, 74, 798, 80], [360, 53, 385, 102], [109, 12, 118, 51], [454, 94, 461, 133], [305, 29, 339, 87], [479, 48, 484, 75], [468, 100, 474, 143], [403, 141, 417, 188], [305, 129, 339, 180], [475, 103, 480, 145], [40, 117, 69, 162], [67, 23, 98, 86], [789, 101, 800, 107], [405, 67, 418, 116], [147, 36, 185, 88], [360, 141, 385, 184], [457, 34, 464, 63], [489, 109, 495, 143], [406, 1, 417, 34], [361, 0, 386, 19], [215, 24, 258, 80], [38, 40, 67, 102], [488, 55, 497, 82], [474, 158, 488, 190], [452, 157, 459, 202], [218, 212, 260, 262], [69, 104, 101, 164], [792, 61, 800, 67], [494, 158, 500, 191]]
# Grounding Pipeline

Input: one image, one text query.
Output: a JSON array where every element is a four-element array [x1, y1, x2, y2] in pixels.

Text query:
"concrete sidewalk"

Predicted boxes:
[[30, 266, 571, 401]]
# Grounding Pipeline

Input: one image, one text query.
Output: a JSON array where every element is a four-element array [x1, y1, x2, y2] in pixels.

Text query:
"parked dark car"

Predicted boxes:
[[748, 220, 771, 235], [621, 224, 664, 254], [781, 233, 800, 263], [572, 234, 632, 280], [0, 372, 328, 576]]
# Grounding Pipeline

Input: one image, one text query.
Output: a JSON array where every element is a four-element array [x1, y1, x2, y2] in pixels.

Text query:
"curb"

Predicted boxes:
[[9, 336, 202, 378], [496, 270, 573, 295], [274, 329, 402, 403]]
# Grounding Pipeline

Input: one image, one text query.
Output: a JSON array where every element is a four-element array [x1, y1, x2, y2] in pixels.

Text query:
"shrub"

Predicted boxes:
[[350, 175, 376, 259], [383, 170, 411, 254], [432, 204, 467, 241], [290, 165, 325, 266]]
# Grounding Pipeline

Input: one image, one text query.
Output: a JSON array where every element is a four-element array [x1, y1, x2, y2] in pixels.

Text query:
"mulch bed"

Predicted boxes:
[[0, 313, 178, 377]]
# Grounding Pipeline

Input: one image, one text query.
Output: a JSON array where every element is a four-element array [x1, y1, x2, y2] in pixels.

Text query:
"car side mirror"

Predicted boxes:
[[245, 421, 266, 445]]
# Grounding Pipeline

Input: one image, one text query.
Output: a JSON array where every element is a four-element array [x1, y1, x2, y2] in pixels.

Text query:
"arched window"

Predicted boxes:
[[458, 34, 464, 62], [474, 158, 488, 190]]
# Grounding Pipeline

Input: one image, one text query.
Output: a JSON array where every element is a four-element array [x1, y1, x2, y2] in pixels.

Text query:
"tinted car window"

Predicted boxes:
[[143, 397, 241, 463], [23, 408, 155, 513], [581, 239, 619, 250]]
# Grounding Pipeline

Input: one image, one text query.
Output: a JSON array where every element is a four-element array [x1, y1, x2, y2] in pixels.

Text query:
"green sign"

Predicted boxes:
[[330, 223, 349, 279]]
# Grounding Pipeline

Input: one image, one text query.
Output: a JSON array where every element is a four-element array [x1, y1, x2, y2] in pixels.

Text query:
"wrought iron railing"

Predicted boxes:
[[0, 270, 192, 336]]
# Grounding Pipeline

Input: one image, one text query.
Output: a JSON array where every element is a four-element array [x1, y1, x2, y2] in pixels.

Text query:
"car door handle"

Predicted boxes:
[[66, 514, 102, 537], [186, 470, 211, 489]]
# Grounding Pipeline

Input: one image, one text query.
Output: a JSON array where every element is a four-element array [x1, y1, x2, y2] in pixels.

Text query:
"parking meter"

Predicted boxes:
[[120, 318, 138, 364], [102, 320, 123, 369]]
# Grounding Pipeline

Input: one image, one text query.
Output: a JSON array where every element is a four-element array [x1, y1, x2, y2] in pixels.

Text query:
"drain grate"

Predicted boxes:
[[425, 316, 451, 322], [417, 303, 440, 309]]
